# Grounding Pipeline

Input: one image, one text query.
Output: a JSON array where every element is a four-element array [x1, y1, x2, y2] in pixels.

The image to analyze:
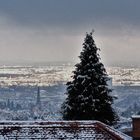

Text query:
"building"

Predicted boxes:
[[132, 115, 140, 140], [0, 121, 131, 139], [120, 115, 140, 140]]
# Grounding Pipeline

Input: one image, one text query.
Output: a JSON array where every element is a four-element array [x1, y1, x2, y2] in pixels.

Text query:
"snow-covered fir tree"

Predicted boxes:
[[61, 32, 119, 125]]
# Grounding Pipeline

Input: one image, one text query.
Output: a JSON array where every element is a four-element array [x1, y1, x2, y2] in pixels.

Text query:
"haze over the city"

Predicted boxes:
[[0, 0, 140, 67]]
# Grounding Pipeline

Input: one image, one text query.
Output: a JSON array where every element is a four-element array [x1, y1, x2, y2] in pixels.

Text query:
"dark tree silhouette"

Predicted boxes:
[[61, 31, 119, 125]]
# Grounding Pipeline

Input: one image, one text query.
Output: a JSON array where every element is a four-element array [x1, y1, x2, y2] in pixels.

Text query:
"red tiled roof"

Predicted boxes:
[[0, 121, 131, 140]]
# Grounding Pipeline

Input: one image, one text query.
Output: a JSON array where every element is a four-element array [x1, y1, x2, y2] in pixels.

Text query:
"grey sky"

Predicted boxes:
[[0, 0, 140, 66]]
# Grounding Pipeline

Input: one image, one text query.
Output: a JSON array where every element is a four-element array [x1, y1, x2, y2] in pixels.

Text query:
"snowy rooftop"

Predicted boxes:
[[132, 115, 140, 118], [0, 121, 131, 140]]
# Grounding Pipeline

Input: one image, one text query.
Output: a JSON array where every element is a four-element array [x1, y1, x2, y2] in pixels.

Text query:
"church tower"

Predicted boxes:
[[36, 86, 41, 110]]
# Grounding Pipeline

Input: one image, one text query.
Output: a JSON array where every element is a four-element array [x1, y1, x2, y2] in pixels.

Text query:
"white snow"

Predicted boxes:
[[132, 115, 140, 118]]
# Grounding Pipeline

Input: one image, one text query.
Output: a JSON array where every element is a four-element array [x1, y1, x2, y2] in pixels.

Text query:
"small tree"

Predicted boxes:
[[61, 31, 118, 125]]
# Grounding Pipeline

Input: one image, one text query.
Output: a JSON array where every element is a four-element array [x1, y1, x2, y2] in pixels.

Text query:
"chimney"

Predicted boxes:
[[132, 115, 140, 140]]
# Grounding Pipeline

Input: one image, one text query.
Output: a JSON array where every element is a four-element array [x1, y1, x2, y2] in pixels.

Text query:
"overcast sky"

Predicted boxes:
[[0, 0, 140, 66]]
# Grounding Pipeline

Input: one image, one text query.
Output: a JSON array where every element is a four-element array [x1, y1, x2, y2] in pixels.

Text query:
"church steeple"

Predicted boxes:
[[36, 86, 41, 109]]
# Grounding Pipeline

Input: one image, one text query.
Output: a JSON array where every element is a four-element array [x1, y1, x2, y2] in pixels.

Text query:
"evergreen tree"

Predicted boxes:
[[61, 32, 119, 125]]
